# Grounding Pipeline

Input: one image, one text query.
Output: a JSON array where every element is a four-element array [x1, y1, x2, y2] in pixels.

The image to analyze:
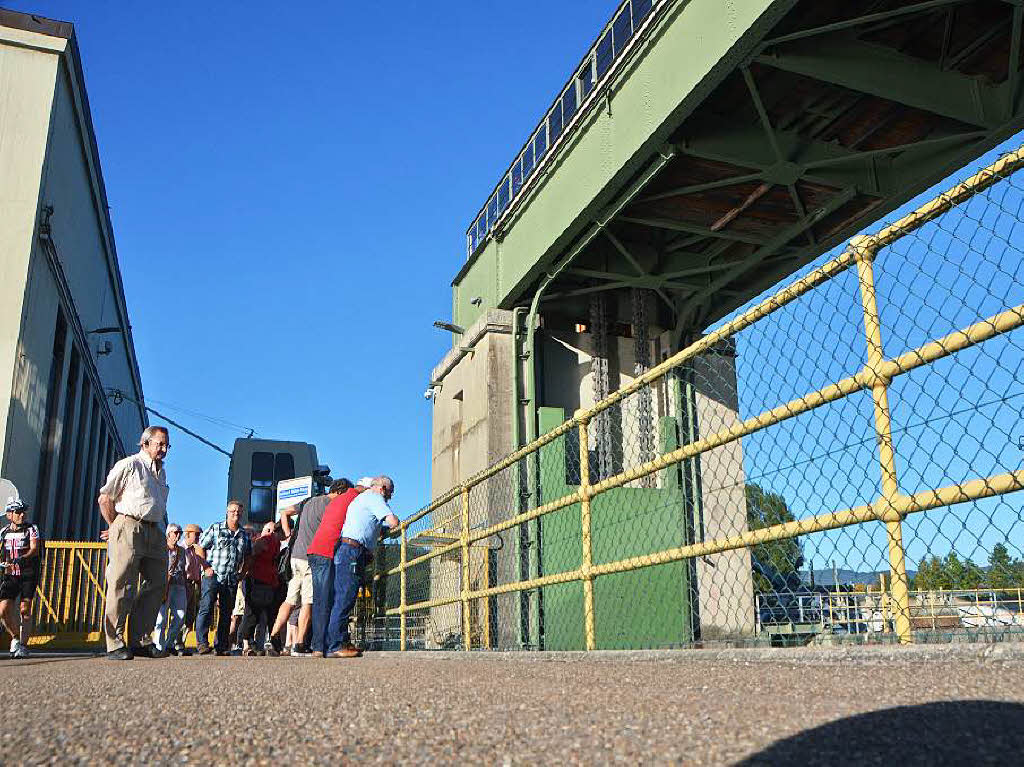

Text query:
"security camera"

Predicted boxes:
[[424, 388, 435, 400]]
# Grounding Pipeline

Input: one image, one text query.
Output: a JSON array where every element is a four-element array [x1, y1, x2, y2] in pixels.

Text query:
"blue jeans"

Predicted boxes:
[[327, 543, 367, 654], [308, 554, 334, 654], [196, 575, 235, 651]]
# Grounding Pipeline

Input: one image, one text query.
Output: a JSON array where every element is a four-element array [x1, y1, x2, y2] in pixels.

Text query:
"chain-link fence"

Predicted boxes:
[[375, 145, 1024, 651]]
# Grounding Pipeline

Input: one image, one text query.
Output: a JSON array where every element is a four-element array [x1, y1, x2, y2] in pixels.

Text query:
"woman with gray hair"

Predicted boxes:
[[152, 523, 187, 655]]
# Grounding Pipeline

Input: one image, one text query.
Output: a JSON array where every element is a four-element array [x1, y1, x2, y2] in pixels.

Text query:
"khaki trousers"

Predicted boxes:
[[103, 515, 168, 651]]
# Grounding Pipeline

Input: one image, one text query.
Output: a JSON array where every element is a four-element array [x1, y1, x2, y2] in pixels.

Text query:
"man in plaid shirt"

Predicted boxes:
[[195, 500, 252, 654]]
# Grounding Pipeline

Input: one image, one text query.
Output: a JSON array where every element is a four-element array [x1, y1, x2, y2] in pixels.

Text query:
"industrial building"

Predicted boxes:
[[0, 11, 147, 541]]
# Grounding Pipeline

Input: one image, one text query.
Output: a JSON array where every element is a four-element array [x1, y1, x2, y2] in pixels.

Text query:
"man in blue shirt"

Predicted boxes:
[[326, 476, 399, 657]]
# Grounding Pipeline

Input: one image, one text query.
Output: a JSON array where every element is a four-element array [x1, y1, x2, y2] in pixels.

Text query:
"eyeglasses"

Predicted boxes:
[[8, 509, 25, 515]]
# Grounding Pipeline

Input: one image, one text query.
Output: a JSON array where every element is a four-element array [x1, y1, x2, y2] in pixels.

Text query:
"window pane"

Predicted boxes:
[[274, 452, 295, 483], [251, 452, 274, 488], [549, 105, 563, 143], [512, 160, 523, 197], [497, 176, 510, 213], [596, 31, 613, 77], [477, 214, 487, 241], [487, 195, 498, 227], [613, 7, 633, 55], [249, 488, 274, 524], [579, 62, 595, 98], [522, 142, 535, 179], [469, 227, 478, 254], [633, 0, 653, 23], [534, 127, 548, 161], [562, 86, 578, 124]]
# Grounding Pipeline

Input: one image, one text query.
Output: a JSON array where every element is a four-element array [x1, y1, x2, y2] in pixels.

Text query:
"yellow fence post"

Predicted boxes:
[[578, 415, 596, 651], [853, 236, 913, 644], [461, 485, 471, 651], [400, 527, 408, 652]]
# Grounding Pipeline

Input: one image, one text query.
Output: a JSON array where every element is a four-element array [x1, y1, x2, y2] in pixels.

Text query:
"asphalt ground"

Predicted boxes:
[[3, 645, 1024, 765]]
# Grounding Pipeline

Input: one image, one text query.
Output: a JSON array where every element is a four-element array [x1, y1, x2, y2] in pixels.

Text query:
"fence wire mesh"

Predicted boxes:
[[382, 145, 1024, 651]]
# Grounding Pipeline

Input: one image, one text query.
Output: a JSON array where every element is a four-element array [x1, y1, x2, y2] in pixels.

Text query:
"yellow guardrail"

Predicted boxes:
[[28, 541, 107, 648], [386, 145, 1024, 650]]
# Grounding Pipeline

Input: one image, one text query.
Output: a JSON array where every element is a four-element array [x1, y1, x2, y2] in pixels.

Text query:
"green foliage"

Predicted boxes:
[[746, 484, 802, 593], [913, 542, 1024, 591]]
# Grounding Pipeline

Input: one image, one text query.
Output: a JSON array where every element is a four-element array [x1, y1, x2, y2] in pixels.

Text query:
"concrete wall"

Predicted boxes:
[[0, 23, 146, 540], [0, 32, 59, 483], [428, 310, 515, 646]]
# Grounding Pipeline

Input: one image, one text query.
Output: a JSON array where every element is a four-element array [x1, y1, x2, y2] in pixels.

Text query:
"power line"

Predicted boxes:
[[107, 390, 232, 458]]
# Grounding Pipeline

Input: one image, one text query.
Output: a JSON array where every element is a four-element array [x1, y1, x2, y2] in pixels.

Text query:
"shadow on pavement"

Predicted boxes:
[[2, 651, 102, 667], [738, 700, 1024, 766]]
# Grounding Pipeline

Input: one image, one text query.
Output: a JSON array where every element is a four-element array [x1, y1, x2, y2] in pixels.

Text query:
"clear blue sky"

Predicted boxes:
[[7, 0, 623, 529]]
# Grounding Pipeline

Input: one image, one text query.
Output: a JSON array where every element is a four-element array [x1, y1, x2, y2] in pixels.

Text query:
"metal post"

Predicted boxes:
[[880, 572, 891, 634], [578, 417, 596, 650], [461, 486, 471, 651], [482, 548, 491, 650], [853, 236, 913, 644], [400, 527, 408, 651]]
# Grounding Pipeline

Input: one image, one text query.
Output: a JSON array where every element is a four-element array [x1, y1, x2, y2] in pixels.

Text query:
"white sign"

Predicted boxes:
[[276, 476, 313, 513]]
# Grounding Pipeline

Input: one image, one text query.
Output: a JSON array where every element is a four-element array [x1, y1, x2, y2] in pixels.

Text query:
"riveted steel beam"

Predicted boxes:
[[754, 38, 1005, 128], [760, 0, 974, 47], [618, 216, 770, 245], [673, 186, 858, 334]]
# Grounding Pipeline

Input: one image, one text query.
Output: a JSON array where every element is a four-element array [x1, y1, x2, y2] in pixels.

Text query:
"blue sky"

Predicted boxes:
[[8, 0, 623, 529]]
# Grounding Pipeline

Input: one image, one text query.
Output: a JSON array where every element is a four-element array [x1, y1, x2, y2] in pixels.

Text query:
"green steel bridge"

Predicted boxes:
[[455, 0, 1024, 341]]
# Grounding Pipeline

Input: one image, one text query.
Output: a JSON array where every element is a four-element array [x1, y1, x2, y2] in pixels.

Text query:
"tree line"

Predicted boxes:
[[913, 543, 1024, 591]]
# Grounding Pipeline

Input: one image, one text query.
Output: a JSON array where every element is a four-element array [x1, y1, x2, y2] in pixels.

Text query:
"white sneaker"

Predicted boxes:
[[9, 638, 16, 654], [13, 644, 29, 658]]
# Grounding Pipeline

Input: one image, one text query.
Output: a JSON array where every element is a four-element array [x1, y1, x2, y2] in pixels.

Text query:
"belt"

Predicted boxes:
[[118, 513, 157, 527], [339, 537, 363, 549]]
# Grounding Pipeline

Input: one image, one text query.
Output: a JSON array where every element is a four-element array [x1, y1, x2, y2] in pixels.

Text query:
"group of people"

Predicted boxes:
[[0, 424, 401, 660]]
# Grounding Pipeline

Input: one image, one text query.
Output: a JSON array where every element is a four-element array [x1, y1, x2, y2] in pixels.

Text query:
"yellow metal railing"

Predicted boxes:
[[29, 541, 107, 648], [386, 145, 1024, 650], [756, 588, 1024, 636]]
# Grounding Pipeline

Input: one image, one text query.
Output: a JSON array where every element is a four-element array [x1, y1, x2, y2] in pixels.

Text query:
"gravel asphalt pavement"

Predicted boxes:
[[3, 645, 1024, 764]]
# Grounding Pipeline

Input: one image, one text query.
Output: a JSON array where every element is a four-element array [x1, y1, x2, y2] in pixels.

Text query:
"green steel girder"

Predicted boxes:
[[760, 0, 976, 47], [675, 121, 985, 197], [753, 38, 1006, 128], [618, 216, 770, 245], [671, 185, 858, 333]]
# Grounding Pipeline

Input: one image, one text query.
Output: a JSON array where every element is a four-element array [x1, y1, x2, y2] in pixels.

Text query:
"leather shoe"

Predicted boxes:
[[106, 647, 133, 661], [130, 644, 168, 659]]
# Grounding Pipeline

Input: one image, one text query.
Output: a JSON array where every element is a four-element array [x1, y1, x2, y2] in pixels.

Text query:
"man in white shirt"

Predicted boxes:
[[97, 426, 171, 660]]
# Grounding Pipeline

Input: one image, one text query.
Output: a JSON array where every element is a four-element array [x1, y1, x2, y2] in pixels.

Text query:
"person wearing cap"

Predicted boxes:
[[97, 425, 171, 661], [0, 500, 40, 659], [175, 523, 205, 653], [304, 478, 374, 656], [151, 523, 188, 655], [269, 477, 353, 654], [325, 476, 399, 658]]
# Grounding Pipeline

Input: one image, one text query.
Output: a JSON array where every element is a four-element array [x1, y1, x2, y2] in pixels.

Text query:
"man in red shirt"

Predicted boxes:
[[305, 479, 369, 657], [241, 521, 280, 656]]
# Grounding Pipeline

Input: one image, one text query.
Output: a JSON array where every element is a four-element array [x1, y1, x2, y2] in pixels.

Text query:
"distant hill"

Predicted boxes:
[[802, 568, 918, 587]]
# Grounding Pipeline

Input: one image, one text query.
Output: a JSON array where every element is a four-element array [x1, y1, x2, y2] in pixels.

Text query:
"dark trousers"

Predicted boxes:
[[240, 578, 279, 647], [196, 575, 235, 651], [308, 553, 334, 654], [327, 543, 367, 654]]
